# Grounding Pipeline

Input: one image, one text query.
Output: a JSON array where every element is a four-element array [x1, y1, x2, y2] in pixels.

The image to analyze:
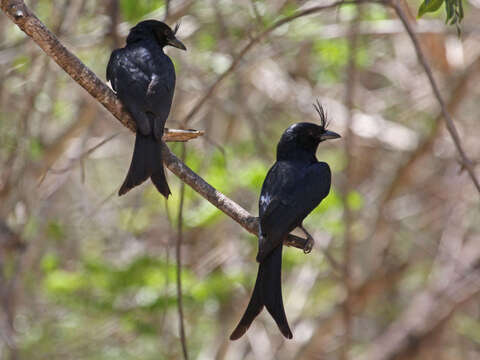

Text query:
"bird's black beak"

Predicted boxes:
[[167, 37, 187, 50], [320, 130, 341, 141]]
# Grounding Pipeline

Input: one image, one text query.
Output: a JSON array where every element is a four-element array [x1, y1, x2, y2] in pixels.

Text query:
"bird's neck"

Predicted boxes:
[[126, 31, 165, 52], [276, 147, 317, 163]]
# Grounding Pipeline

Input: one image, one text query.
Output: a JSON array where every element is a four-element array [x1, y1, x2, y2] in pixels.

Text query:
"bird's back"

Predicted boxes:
[[107, 42, 176, 126]]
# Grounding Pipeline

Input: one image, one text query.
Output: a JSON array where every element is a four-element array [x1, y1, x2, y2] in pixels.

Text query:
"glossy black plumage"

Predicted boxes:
[[231, 106, 340, 340], [107, 20, 186, 197]]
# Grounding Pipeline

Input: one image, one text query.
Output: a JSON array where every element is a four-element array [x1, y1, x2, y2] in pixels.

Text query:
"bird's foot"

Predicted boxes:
[[299, 224, 315, 254], [303, 237, 314, 254]]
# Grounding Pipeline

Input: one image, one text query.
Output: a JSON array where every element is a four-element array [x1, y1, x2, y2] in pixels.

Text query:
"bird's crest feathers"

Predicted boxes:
[[313, 100, 329, 131], [173, 22, 181, 35]]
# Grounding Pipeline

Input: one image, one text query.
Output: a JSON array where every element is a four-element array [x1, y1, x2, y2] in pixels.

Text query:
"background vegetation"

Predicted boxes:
[[1, 0, 480, 359]]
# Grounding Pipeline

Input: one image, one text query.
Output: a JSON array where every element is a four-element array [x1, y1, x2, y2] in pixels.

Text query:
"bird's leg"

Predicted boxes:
[[299, 224, 315, 254]]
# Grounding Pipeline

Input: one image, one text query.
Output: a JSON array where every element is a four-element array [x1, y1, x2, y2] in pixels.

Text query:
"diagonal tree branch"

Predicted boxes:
[[0, 0, 202, 142], [182, 0, 375, 125], [162, 144, 307, 249], [388, 0, 480, 194], [381, 55, 480, 207], [0, 0, 307, 250]]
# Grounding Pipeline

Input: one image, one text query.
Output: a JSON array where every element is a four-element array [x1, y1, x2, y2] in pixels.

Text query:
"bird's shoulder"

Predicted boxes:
[[106, 48, 122, 85], [109, 43, 173, 74], [106, 46, 149, 88], [106, 44, 176, 97], [259, 160, 331, 218]]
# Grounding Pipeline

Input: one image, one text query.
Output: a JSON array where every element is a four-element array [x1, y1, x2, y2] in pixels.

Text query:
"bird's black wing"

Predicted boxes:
[[106, 49, 121, 91], [106, 46, 175, 139], [257, 161, 331, 261]]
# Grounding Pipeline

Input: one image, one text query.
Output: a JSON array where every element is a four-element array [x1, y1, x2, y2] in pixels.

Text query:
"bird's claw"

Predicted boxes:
[[303, 237, 314, 254], [299, 225, 315, 254]]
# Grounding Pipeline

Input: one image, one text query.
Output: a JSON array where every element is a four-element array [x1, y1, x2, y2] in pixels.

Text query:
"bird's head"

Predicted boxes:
[[127, 20, 187, 50], [277, 101, 341, 160]]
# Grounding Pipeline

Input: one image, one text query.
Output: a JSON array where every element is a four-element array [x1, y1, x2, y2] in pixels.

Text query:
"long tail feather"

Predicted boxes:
[[230, 246, 292, 340], [118, 134, 170, 197]]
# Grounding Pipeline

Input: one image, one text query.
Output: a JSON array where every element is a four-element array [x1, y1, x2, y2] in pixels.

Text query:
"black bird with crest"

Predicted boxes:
[[230, 101, 341, 340], [107, 20, 186, 197]]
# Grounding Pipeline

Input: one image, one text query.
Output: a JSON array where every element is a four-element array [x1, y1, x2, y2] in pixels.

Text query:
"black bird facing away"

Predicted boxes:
[[230, 102, 341, 340], [107, 20, 186, 197]]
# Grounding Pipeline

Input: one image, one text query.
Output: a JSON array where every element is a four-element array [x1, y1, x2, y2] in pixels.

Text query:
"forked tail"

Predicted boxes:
[[118, 133, 171, 197], [230, 246, 292, 340]]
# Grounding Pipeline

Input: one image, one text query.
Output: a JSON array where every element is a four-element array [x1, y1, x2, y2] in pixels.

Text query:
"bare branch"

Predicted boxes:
[[370, 55, 480, 265], [389, 0, 480, 194], [340, 6, 362, 359], [0, 0, 203, 143], [0, 0, 307, 250], [162, 144, 308, 250], [381, 56, 480, 205], [182, 0, 372, 125], [175, 144, 189, 360]]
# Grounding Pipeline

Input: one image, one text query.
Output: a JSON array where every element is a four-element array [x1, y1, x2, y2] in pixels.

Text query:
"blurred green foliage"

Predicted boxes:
[[4, 0, 476, 358], [120, 0, 165, 23]]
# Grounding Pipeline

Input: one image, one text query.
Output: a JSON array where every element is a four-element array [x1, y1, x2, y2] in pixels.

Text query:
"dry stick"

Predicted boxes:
[[389, 0, 480, 194], [369, 56, 480, 264], [164, 0, 171, 21], [182, 0, 370, 125], [42, 133, 120, 176], [162, 144, 308, 249], [0, 0, 308, 250], [381, 55, 480, 207], [176, 143, 189, 360]]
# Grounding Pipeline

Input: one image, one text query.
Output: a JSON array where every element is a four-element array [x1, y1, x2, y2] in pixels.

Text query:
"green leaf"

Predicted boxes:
[[418, 0, 444, 17], [445, 0, 454, 21]]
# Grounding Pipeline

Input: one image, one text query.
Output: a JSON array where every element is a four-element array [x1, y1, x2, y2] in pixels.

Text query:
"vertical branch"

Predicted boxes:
[[176, 143, 189, 360], [165, 0, 171, 21], [181, 0, 355, 125], [107, 0, 121, 49], [340, 7, 361, 360]]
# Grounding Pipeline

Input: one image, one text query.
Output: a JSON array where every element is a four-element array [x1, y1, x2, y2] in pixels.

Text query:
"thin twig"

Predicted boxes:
[[162, 144, 308, 250], [389, 0, 480, 194], [164, 0, 171, 21], [182, 0, 370, 125], [39, 133, 120, 181], [0, 0, 318, 253], [176, 143, 189, 360], [369, 55, 480, 264]]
